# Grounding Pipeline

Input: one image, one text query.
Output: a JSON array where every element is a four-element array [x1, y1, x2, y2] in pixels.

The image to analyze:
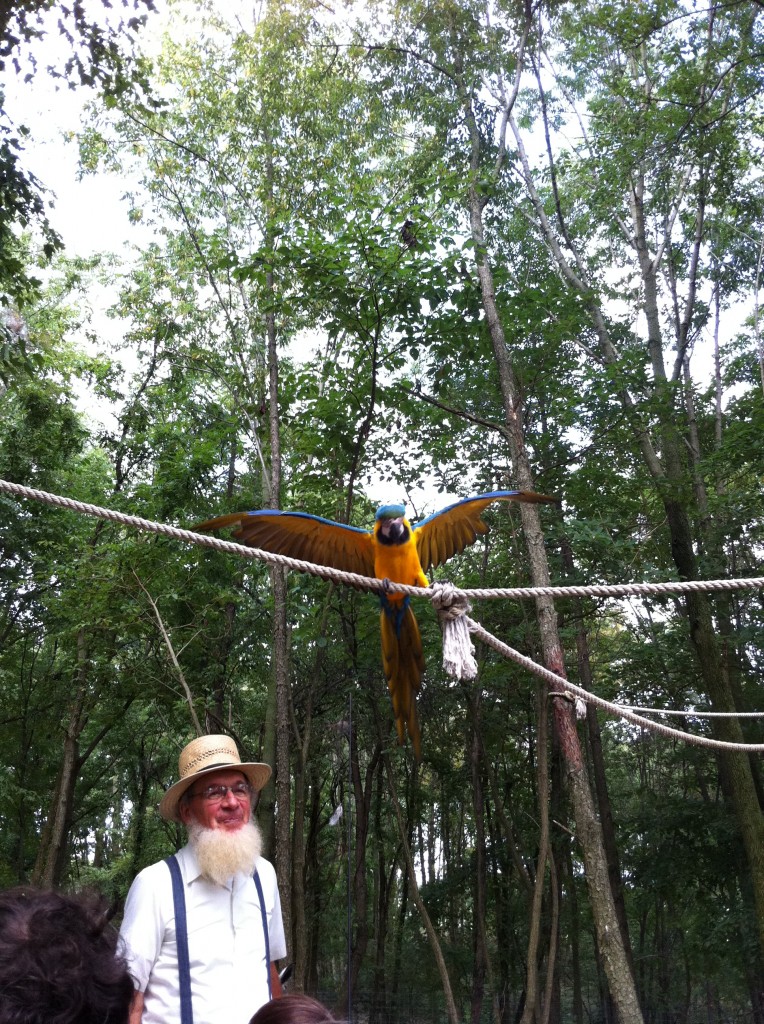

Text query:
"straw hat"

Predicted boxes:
[[159, 734, 271, 822]]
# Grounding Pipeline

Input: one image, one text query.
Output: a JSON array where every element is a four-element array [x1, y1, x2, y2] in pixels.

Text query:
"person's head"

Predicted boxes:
[[179, 767, 254, 832], [159, 734, 271, 885], [0, 886, 134, 1024], [159, 734, 271, 823], [248, 994, 342, 1024]]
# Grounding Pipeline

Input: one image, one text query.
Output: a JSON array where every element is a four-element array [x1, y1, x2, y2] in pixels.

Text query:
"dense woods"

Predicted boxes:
[[1, 1, 763, 1022]]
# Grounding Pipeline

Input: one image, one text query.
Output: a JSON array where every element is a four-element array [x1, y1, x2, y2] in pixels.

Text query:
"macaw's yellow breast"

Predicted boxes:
[[373, 536, 428, 600]]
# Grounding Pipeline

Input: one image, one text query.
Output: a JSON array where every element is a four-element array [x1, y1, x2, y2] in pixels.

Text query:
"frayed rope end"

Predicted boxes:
[[431, 581, 478, 681]]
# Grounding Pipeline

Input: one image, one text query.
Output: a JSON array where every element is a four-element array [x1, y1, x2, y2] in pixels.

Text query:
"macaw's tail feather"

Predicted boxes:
[[380, 600, 425, 761]]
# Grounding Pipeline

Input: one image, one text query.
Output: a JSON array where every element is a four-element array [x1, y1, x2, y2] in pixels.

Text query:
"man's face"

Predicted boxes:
[[179, 768, 252, 832]]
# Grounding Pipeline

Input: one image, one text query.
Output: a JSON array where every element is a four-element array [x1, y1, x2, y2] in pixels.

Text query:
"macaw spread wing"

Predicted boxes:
[[414, 490, 557, 572], [196, 510, 376, 578]]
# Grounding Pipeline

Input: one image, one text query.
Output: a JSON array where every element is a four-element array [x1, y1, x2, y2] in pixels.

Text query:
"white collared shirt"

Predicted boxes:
[[120, 844, 286, 1024]]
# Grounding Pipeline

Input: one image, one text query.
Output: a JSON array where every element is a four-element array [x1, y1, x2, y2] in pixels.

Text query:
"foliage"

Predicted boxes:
[[0, 0, 156, 309], [0, 2, 762, 1022]]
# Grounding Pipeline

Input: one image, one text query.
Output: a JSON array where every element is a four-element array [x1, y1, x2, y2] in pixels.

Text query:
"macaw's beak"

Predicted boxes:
[[378, 516, 407, 543]]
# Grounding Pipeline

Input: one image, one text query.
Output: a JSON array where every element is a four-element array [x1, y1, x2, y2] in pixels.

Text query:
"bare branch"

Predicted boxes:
[[400, 383, 512, 440], [133, 570, 203, 736]]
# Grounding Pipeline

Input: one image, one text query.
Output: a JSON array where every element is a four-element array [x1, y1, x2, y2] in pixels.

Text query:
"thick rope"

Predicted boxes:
[[625, 707, 764, 719], [465, 618, 764, 753], [3, 479, 763, 752], [0, 480, 380, 587], [3, 479, 763, 602]]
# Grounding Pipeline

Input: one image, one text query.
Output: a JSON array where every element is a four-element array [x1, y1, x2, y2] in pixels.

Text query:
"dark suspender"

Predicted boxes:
[[165, 855, 194, 1024], [253, 870, 273, 1000], [165, 855, 272, 1019]]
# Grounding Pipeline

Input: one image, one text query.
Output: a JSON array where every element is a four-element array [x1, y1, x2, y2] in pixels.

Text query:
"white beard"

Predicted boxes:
[[187, 818, 262, 886]]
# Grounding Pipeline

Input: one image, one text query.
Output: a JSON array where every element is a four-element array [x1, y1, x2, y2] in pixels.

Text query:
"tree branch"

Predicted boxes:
[[400, 383, 511, 440], [133, 571, 202, 736]]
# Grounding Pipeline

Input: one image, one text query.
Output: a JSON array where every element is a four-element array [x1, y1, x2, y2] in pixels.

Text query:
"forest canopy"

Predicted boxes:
[[0, 2, 762, 1023]]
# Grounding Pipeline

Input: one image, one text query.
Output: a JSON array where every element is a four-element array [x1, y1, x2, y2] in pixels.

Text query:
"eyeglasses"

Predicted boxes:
[[188, 782, 253, 803]]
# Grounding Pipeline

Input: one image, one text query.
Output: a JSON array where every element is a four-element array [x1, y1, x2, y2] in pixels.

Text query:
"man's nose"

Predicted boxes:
[[220, 786, 239, 807]]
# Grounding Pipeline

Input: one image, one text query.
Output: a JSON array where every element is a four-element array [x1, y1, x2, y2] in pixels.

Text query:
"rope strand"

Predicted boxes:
[[4, 479, 763, 601], [465, 619, 764, 753], [624, 707, 763, 719]]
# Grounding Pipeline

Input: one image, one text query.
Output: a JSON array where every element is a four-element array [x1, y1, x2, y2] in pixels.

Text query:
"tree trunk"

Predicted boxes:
[[271, 562, 291, 949], [565, 843, 585, 1024], [12, 654, 38, 882], [291, 703, 309, 993], [390, 844, 410, 1021], [336, 736, 381, 1018], [519, 682, 551, 1024], [260, 136, 292, 958], [383, 750, 461, 1024], [127, 738, 153, 879], [468, 696, 489, 1024], [31, 628, 88, 889], [560, 536, 634, 967], [370, 762, 393, 1024], [305, 754, 323, 995], [467, 180, 644, 1023]]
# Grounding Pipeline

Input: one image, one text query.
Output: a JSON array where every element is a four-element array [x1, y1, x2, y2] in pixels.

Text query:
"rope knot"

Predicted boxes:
[[549, 690, 589, 720], [431, 582, 478, 680]]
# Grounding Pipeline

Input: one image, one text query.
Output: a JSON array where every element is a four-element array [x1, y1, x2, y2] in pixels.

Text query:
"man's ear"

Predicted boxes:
[[179, 797, 193, 826]]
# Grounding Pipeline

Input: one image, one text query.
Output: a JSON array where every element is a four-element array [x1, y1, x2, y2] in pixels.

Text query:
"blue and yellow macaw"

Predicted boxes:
[[196, 490, 557, 759]]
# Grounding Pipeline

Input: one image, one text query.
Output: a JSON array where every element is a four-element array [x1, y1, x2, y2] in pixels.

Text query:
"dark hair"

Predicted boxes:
[[0, 886, 134, 1024], [248, 995, 342, 1024]]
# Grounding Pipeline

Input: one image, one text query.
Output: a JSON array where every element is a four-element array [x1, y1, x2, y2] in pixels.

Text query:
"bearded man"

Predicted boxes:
[[120, 735, 286, 1024]]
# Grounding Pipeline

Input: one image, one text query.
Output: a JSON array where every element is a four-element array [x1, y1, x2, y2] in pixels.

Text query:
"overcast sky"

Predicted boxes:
[[4, 4, 172, 260]]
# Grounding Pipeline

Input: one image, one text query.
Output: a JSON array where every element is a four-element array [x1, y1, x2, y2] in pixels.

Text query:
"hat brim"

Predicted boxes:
[[158, 762, 272, 822]]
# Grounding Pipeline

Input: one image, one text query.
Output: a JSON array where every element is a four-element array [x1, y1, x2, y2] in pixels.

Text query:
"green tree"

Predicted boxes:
[[0, 0, 155, 308]]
